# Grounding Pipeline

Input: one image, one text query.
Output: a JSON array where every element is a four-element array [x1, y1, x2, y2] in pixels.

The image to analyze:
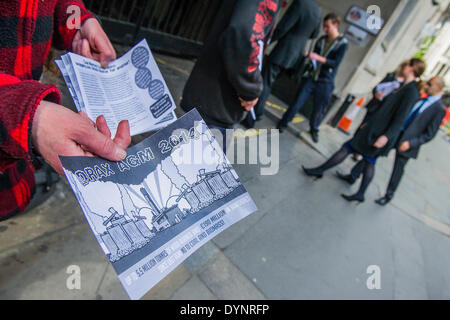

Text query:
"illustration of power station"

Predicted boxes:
[[176, 167, 240, 213], [98, 166, 240, 262], [100, 207, 153, 262]]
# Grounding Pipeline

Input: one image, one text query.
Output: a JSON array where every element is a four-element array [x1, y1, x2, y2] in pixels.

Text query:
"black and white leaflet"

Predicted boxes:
[[56, 39, 177, 135]]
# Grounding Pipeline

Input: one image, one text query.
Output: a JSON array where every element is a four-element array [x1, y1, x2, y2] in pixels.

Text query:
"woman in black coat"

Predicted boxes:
[[363, 60, 407, 123], [351, 61, 406, 162], [302, 58, 426, 202]]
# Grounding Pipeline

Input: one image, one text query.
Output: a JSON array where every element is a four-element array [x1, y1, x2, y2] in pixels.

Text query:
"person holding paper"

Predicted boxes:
[[180, 0, 279, 152], [351, 60, 407, 162], [278, 13, 348, 143], [0, 0, 130, 221], [361, 61, 408, 124]]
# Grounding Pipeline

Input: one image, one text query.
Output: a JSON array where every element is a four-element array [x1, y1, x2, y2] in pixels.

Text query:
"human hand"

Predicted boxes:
[[308, 52, 318, 61], [71, 18, 116, 68], [31, 101, 131, 174], [398, 140, 410, 152], [308, 52, 325, 63], [239, 97, 258, 111], [375, 92, 385, 100], [373, 135, 388, 148]]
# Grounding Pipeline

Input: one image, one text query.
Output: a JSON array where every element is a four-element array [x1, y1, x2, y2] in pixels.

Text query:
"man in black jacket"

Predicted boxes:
[[242, 0, 322, 128], [376, 76, 447, 205], [278, 13, 348, 143], [180, 0, 279, 151]]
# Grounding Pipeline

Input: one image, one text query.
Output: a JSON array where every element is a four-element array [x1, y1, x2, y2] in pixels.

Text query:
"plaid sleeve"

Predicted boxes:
[[0, 73, 61, 171], [53, 0, 94, 50], [0, 159, 36, 219]]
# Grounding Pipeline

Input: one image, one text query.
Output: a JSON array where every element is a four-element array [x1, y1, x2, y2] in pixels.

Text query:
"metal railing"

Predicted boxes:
[[84, 0, 222, 56]]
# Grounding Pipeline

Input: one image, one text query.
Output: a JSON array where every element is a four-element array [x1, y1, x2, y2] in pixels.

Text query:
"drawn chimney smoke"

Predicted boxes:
[[117, 184, 139, 219], [160, 157, 189, 192]]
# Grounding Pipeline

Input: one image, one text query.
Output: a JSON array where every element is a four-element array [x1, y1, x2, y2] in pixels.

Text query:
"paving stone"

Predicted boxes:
[[199, 253, 266, 300], [183, 241, 220, 272], [141, 265, 191, 300], [170, 275, 217, 300]]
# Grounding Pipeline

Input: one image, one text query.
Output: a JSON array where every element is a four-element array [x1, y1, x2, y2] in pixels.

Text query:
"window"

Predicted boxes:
[[382, 0, 419, 49], [445, 45, 450, 59]]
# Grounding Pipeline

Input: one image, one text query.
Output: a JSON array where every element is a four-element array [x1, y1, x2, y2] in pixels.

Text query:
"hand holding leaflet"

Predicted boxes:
[[60, 109, 257, 300], [56, 39, 177, 136]]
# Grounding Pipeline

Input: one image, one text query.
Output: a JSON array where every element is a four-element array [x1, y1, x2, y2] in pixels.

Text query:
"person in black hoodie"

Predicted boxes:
[[241, 0, 322, 128], [180, 0, 279, 151], [302, 58, 426, 203], [278, 13, 348, 143]]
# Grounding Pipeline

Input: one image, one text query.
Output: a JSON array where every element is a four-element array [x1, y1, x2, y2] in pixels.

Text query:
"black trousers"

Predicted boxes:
[[244, 62, 283, 126], [279, 76, 334, 132], [350, 151, 410, 198], [385, 152, 410, 197]]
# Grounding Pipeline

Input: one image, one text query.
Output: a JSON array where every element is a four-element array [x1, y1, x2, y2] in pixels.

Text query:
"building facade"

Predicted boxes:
[[87, 0, 450, 127]]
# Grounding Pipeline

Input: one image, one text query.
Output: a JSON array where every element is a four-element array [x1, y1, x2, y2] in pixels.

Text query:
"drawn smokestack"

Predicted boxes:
[[140, 187, 160, 216]]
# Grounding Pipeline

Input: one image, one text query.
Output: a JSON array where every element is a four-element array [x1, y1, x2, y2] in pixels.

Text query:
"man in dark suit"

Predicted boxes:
[[376, 76, 447, 205], [241, 0, 322, 128]]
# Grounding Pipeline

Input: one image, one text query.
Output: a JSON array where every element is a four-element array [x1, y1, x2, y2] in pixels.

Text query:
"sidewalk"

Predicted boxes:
[[264, 100, 450, 235], [1, 51, 450, 300]]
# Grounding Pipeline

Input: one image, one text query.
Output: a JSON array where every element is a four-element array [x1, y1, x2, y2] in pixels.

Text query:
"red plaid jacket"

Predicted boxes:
[[0, 0, 93, 220]]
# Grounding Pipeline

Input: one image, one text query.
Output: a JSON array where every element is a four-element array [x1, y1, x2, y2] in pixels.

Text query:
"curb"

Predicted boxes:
[[264, 106, 329, 159]]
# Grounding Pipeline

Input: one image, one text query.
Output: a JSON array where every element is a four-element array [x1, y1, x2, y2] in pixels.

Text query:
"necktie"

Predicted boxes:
[[403, 98, 428, 129]]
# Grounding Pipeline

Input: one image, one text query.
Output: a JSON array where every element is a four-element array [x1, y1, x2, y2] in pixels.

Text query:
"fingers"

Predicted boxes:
[[238, 97, 258, 111], [72, 39, 82, 55], [78, 110, 95, 127], [78, 113, 130, 157], [98, 38, 116, 68], [81, 38, 94, 59], [244, 104, 253, 111], [95, 115, 111, 138], [74, 122, 127, 161], [373, 136, 388, 148], [73, 18, 116, 68], [47, 157, 64, 175], [113, 120, 131, 150], [92, 30, 116, 68]]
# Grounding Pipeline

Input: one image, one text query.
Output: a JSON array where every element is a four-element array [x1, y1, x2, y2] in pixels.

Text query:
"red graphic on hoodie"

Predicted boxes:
[[248, 0, 277, 73]]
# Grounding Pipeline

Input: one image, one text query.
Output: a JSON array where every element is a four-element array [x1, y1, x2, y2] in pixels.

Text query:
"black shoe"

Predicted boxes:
[[276, 121, 286, 133], [302, 166, 323, 179], [310, 130, 319, 143], [341, 193, 365, 203], [241, 117, 255, 129], [336, 171, 356, 185], [375, 195, 392, 206]]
